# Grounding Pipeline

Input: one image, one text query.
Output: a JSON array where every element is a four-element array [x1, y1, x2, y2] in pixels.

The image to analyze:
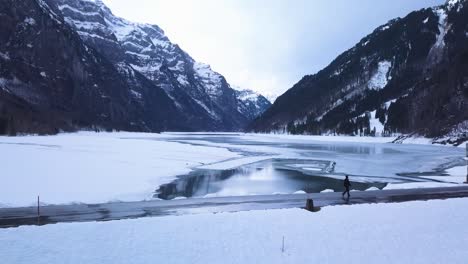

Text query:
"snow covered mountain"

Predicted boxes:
[[0, 0, 271, 134], [234, 88, 271, 120], [0, 0, 187, 134], [51, 0, 270, 131], [250, 0, 468, 144]]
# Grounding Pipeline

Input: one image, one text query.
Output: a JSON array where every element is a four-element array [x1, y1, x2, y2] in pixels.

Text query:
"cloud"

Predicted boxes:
[[103, 0, 444, 98]]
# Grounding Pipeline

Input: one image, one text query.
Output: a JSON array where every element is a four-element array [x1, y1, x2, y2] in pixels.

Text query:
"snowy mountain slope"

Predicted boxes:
[[0, 0, 271, 134], [234, 88, 271, 120], [51, 0, 271, 131], [250, 0, 468, 143], [0, 0, 189, 134]]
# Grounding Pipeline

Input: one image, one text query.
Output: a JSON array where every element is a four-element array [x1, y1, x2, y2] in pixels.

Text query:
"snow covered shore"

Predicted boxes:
[[1, 198, 467, 264]]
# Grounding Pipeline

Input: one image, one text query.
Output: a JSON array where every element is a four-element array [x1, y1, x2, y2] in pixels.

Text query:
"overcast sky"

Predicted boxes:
[[102, 0, 444, 99]]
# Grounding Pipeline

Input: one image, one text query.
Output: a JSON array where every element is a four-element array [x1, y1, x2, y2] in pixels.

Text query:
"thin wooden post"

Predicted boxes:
[[306, 199, 314, 211], [281, 236, 285, 253], [465, 143, 467, 184], [37, 195, 40, 225]]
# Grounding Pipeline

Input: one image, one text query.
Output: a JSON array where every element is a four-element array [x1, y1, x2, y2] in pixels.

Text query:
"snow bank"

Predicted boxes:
[[2, 198, 468, 263], [293, 190, 306, 194]]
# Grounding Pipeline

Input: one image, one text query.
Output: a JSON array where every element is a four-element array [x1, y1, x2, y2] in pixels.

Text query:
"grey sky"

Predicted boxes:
[[102, 0, 445, 99]]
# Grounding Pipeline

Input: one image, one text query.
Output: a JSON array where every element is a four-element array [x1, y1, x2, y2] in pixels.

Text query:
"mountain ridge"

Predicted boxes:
[[250, 0, 468, 144]]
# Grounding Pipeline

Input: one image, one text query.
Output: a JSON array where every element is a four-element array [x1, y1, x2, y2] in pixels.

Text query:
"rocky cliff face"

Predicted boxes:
[[250, 0, 468, 144], [0, 0, 188, 134], [0, 0, 271, 134], [50, 0, 270, 131]]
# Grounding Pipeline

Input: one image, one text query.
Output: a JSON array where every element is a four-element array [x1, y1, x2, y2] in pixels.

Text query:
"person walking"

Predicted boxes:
[[342, 175, 351, 198]]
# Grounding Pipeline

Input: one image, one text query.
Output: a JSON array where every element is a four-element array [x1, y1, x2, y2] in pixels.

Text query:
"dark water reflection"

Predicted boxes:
[[156, 159, 387, 200]]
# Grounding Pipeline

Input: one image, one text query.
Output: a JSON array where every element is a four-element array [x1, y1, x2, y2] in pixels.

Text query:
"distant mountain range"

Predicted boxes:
[[250, 0, 468, 144], [0, 0, 271, 134]]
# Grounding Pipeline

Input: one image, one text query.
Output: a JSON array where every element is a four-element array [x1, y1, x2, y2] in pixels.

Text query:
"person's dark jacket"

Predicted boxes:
[[344, 178, 351, 188]]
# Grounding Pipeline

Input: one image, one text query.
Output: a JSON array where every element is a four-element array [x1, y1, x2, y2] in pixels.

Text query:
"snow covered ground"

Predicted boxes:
[[0, 132, 465, 207], [0, 132, 240, 207], [1, 198, 468, 264]]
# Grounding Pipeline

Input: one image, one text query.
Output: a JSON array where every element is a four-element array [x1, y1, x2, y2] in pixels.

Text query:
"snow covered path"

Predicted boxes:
[[1, 198, 468, 264], [2, 186, 468, 228]]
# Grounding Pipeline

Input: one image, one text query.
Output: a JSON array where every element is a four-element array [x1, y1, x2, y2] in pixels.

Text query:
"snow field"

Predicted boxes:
[[0, 132, 240, 207], [1, 198, 468, 264]]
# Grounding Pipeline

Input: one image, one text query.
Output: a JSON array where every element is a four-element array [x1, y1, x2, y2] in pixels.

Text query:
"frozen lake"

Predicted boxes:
[[150, 133, 465, 199], [156, 159, 387, 199], [0, 132, 465, 207]]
